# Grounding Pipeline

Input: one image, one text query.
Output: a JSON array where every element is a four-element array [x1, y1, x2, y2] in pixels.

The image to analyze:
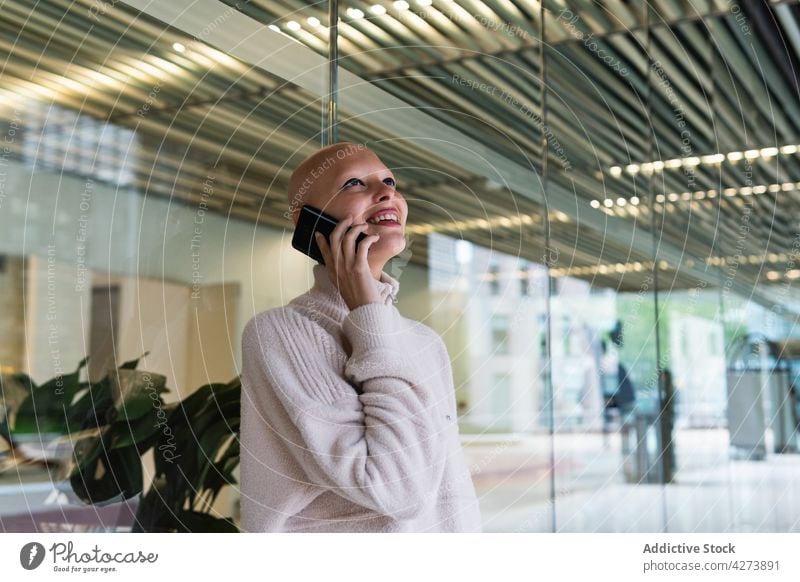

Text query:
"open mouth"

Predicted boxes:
[[366, 210, 402, 227]]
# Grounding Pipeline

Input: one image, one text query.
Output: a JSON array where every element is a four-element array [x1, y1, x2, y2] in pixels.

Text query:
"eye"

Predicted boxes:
[[342, 177, 364, 188], [383, 177, 396, 187]]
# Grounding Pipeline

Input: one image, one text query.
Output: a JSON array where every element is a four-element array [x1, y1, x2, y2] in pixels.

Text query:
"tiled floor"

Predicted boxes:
[[2, 428, 799, 532], [464, 428, 800, 532]]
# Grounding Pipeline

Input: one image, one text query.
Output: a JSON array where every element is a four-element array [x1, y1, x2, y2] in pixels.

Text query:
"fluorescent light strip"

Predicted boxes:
[[766, 269, 800, 281], [592, 182, 800, 208], [279, 2, 430, 33], [407, 212, 541, 236], [550, 260, 670, 278], [708, 253, 792, 266], [609, 143, 800, 176], [550, 252, 794, 280], [406, 210, 578, 236]]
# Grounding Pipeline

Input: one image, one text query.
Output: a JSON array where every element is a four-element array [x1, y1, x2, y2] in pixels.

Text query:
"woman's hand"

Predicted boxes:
[[315, 214, 383, 311]]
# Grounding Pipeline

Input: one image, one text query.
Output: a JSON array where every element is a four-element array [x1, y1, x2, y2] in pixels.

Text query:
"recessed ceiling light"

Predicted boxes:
[[394, 1, 410, 10], [370, 4, 387, 14], [760, 147, 778, 157], [286, 20, 301, 31], [172, 42, 186, 53], [307, 16, 321, 27], [347, 8, 365, 18]]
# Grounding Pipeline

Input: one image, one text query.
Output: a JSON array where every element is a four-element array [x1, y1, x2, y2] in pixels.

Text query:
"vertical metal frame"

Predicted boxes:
[[539, 1, 557, 534], [323, 0, 339, 145], [642, 2, 668, 494]]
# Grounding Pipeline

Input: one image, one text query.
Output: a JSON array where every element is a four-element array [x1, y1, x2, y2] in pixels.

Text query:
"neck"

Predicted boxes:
[[369, 259, 387, 281], [306, 261, 400, 319]]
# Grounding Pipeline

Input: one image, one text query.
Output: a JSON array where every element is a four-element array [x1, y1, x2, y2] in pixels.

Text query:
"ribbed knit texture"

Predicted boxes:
[[239, 263, 483, 532]]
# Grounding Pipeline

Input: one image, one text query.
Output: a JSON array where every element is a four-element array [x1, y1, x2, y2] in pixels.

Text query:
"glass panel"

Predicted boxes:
[[413, 232, 552, 532], [330, 0, 555, 532], [7, 0, 800, 535], [0, 0, 325, 531], [656, 9, 800, 532]]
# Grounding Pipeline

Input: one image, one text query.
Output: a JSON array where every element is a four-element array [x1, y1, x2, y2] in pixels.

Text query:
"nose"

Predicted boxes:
[[374, 182, 401, 203]]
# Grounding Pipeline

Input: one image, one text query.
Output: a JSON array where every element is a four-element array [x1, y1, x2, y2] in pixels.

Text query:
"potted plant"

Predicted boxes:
[[0, 354, 241, 532]]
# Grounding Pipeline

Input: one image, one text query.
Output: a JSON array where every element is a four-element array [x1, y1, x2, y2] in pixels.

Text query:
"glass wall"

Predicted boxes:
[[1, 0, 799, 533], [0, 1, 325, 529]]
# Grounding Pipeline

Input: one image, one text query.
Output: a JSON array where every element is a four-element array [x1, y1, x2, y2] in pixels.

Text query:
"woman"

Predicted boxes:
[[239, 142, 482, 532]]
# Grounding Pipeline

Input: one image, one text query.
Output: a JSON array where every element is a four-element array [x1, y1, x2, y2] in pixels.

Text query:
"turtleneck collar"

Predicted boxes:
[[292, 262, 400, 323]]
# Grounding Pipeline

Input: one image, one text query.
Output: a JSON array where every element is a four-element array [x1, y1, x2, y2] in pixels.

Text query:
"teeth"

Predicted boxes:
[[368, 212, 399, 224]]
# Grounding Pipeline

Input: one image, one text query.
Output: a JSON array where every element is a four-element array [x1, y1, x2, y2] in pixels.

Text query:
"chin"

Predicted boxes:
[[373, 238, 406, 258], [389, 237, 407, 256]]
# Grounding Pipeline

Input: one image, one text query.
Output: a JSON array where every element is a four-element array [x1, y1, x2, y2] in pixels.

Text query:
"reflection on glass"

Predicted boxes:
[[20, 103, 138, 187], [425, 231, 551, 531], [0, 0, 326, 532]]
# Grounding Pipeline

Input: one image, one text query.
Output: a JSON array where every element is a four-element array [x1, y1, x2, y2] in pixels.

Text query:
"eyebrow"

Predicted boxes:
[[337, 170, 396, 185]]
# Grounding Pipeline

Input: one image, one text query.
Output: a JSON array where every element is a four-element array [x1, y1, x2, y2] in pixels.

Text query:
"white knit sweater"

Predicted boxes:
[[239, 263, 482, 532]]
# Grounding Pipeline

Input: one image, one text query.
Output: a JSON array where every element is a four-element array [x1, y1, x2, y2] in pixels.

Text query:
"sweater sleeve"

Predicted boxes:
[[241, 304, 450, 520]]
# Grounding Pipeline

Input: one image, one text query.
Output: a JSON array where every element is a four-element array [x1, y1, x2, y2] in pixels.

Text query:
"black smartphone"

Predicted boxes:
[[291, 204, 368, 265]]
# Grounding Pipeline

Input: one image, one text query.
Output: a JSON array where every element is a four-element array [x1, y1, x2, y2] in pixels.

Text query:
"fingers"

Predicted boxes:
[[318, 214, 379, 277], [324, 214, 353, 275], [356, 233, 380, 264], [314, 231, 329, 266], [343, 222, 370, 267]]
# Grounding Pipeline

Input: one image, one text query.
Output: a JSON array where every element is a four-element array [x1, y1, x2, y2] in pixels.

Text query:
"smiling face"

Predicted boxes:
[[288, 143, 408, 271]]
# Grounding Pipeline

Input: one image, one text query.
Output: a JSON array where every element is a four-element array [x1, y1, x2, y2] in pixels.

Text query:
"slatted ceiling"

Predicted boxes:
[[2, 1, 798, 296], [749, 17, 800, 126], [413, 188, 510, 225]]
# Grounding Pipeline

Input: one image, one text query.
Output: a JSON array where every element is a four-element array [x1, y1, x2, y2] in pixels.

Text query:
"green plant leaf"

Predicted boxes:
[[119, 352, 150, 370], [114, 370, 167, 422], [67, 377, 114, 431], [111, 411, 161, 450], [11, 357, 92, 434], [8, 371, 36, 393], [70, 435, 144, 505]]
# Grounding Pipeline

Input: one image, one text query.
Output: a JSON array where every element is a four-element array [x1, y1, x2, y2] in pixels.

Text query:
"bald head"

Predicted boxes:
[[286, 141, 375, 223]]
